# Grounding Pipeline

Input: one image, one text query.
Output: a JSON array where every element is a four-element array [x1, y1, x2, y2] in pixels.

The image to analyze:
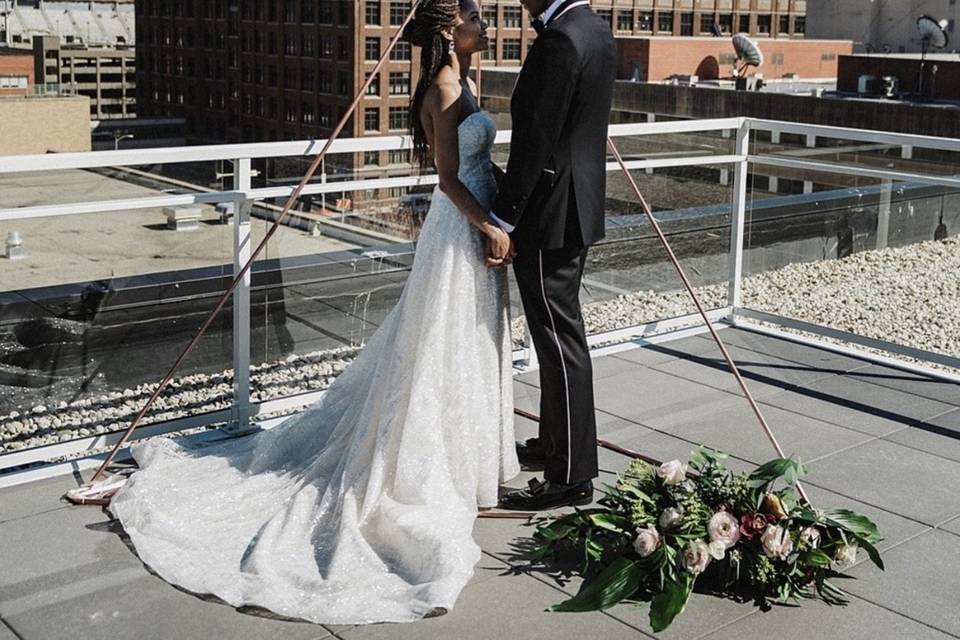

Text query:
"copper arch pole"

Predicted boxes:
[[65, 1, 426, 501], [604, 137, 810, 505]]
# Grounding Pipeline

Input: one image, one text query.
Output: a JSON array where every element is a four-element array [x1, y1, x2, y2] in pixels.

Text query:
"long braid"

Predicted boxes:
[[403, 0, 462, 170]]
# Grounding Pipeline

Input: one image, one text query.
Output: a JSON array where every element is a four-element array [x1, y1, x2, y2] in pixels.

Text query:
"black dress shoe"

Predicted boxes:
[[516, 437, 546, 471], [499, 478, 594, 511]]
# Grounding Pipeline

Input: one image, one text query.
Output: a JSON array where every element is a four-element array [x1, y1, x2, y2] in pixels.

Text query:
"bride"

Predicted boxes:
[[108, 0, 519, 624]]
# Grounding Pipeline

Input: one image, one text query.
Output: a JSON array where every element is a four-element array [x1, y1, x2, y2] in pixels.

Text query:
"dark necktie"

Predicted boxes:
[[532, 18, 545, 34]]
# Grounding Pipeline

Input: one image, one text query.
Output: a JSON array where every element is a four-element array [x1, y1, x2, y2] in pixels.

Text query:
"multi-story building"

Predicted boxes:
[[482, 0, 807, 62], [0, 46, 31, 95], [136, 0, 810, 142], [33, 35, 136, 119], [806, 0, 959, 54], [0, 0, 135, 49]]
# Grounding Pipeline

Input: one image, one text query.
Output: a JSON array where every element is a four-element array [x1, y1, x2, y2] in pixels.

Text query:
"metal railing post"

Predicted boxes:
[[227, 157, 253, 434], [727, 118, 751, 324]]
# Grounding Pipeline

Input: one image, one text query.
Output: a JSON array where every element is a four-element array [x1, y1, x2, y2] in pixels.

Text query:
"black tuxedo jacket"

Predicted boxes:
[[490, 4, 616, 250]]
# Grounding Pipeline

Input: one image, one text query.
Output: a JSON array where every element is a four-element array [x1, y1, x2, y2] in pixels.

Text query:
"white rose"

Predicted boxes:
[[708, 539, 727, 561], [760, 525, 794, 560], [657, 460, 688, 486], [707, 511, 741, 549], [799, 526, 821, 549], [683, 540, 712, 574], [834, 543, 858, 569], [632, 526, 661, 558], [658, 506, 684, 531]]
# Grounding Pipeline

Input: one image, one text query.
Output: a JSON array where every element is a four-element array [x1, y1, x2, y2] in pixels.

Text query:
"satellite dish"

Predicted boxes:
[[916, 15, 949, 98], [732, 33, 764, 76], [918, 15, 949, 49], [711, 20, 723, 38]]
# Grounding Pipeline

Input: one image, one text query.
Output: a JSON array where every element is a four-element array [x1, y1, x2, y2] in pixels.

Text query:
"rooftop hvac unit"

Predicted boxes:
[[881, 75, 900, 98], [857, 74, 880, 96]]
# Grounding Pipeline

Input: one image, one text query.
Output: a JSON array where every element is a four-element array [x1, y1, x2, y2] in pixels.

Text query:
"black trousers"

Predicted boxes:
[[513, 246, 598, 485]]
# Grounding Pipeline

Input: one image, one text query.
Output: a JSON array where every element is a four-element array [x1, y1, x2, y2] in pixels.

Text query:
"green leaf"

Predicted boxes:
[[804, 549, 833, 567], [649, 573, 695, 632], [747, 457, 804, 489], [551, 558, 645, 612], [858, 539, 885, 571], [588, 513, 632, 534], [823, 509, 882, 544]]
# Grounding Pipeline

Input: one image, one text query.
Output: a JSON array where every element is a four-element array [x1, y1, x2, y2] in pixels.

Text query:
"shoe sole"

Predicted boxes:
[[498, 492, 594, 511]]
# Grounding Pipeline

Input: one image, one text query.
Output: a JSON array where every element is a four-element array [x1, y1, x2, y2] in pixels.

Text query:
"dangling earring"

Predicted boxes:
[[448, 40, 455, 55]]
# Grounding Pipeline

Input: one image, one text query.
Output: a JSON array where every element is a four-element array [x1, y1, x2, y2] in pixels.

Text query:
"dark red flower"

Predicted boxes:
[[739, 512, 768, 539]]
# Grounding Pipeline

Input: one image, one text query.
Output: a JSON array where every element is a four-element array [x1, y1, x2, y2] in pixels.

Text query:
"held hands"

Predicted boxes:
[[484, 225, 516, 268]]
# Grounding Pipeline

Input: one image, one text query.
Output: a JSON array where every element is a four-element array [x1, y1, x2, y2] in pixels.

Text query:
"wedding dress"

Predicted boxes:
[[109, 110, 519, 624]]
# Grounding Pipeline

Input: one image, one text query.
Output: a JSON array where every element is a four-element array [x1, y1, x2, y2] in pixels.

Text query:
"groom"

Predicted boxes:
[[489, 0, 616, 510]]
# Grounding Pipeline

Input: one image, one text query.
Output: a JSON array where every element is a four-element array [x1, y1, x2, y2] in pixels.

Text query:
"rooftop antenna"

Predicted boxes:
[[916, 15, 948, 98], [732, 32, 764, 77]]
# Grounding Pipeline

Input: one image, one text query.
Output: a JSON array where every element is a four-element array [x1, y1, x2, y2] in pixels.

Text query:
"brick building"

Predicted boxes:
[[135, 0, 809, 144], [618, 36, 852, 81], [0, 46, 32, 95]]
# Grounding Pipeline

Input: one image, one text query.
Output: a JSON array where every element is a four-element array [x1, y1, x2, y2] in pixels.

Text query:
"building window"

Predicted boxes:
[[389, 149, 411, 164], [700, 14, 715, 34], [389, 71, 410, 95], [365, 72, 380, 96], [616, 10, 633, 32], [482, 38, 497, 60], [757, 14, 771, 34], [390, 41, 411, 60], [389, 1, 410, 26], [638, 11, 653, 32], [302, 103, 315, 124], [320, 35, 334, 58], [739, 14, 751, 33], [318, 1, 333, 23], [365, 37, 380, 61], [388, 105, 408, 130], [778, 15, 790, 35], [503, 6, 521, 28], [718, 13, 733, 34], [364, 107, 380, 132], [364, 150, 379, 166], [658, 11, 674, 34], [0, 75, 28, 88], [483, 5, 498, 28], [795, 16, 805, 34], [365, 1, 380, 25], [680, 13, 693, 36], [502, 38, 521, 60], [596, 8, 612, 28]]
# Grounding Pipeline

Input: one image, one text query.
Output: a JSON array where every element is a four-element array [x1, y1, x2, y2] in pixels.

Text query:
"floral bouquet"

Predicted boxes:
[[533, 448, 884, 632]]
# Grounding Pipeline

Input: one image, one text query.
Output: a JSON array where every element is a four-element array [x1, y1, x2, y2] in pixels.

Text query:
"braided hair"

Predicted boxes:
[[402, 0, 465, 170]]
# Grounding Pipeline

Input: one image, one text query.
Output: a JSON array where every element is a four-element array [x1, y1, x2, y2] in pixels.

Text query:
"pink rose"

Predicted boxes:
[[760, 525, 794, 560], [657, 460, 688, 486], [658, 507, 683, 531], [708, 511, 741, 549], [633, 526, 661, 558], [683, 540, 712, 575]]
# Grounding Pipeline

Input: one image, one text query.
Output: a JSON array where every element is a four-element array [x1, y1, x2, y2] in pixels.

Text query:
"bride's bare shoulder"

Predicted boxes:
[[422, 66, 463, 117]]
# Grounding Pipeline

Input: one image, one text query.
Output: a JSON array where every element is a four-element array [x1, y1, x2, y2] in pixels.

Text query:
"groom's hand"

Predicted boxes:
[[484, 225, 511, 269]]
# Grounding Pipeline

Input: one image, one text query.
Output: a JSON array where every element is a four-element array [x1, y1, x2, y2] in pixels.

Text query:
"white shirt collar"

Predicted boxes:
[[540, 0, 569, 26]]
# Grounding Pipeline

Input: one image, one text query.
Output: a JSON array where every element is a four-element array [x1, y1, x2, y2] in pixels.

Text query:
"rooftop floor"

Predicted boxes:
[[2, 327, 959, 639]]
